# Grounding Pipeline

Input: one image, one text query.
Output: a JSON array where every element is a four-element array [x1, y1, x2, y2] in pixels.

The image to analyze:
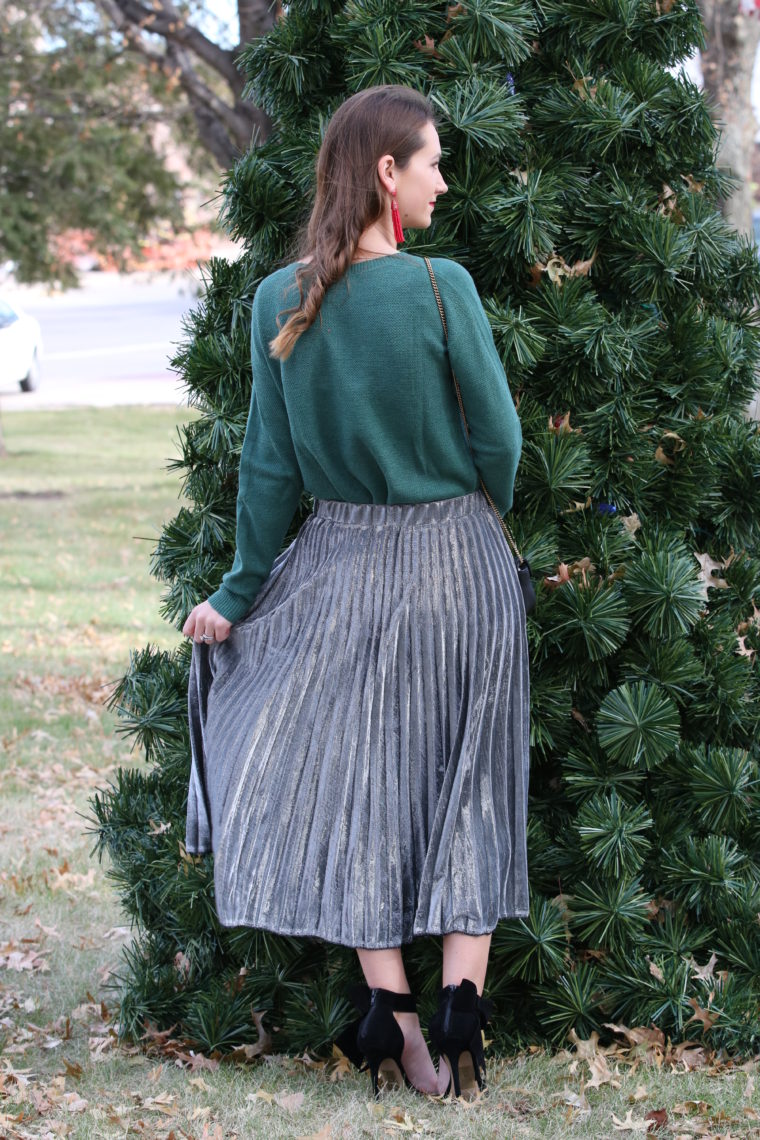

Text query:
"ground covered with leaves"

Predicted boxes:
[[0, 408, 759, 1139]]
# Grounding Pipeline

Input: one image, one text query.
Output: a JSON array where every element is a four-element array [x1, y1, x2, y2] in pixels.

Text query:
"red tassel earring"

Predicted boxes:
[[391, 191, 405, 243]]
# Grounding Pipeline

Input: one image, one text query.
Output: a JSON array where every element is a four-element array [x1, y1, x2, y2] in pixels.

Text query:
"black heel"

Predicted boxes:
[[335, 984, 417, 1098], [428, 978, 494, 1101]]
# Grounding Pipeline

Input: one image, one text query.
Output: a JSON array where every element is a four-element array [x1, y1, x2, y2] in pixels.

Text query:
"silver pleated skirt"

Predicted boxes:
[[186, 491, 530, 949]]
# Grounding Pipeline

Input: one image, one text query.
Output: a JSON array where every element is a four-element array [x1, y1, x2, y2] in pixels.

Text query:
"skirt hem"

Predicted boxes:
[[212, 913, 531, 949]]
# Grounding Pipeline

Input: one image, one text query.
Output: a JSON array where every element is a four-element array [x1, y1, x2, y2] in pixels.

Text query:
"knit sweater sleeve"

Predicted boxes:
[[207, 284, 304, 624], [437, 259, 522, 515]]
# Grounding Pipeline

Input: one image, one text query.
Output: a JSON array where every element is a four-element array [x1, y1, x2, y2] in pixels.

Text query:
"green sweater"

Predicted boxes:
[[208, 252, 522, 624]]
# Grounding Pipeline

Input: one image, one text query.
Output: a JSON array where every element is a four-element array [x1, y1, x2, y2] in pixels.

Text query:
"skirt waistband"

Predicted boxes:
[[312, 490, 491, 528]]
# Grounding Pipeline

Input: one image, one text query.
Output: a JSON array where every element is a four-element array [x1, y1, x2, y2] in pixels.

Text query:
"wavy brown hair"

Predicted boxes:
[[268, 85, 438, 361]]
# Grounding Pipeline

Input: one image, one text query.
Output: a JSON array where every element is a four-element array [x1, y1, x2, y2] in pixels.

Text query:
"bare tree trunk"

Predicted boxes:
[[698, 0, 760, 234]]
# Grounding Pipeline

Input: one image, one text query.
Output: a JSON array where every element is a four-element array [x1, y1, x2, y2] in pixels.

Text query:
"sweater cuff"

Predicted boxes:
[[207, 586, 254, 625]]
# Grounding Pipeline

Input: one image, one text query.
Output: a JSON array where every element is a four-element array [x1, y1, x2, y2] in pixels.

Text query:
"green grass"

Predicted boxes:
[[0, 408, 758, 1139]]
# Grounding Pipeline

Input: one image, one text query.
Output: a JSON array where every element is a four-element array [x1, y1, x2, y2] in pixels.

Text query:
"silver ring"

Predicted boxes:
[[200, 633, 214, 642]]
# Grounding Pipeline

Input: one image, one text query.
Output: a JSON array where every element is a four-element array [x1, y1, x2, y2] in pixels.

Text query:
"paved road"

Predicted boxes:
[[1, 271, 204, 410]]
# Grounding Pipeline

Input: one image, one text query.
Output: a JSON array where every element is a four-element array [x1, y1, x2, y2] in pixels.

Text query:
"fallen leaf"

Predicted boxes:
[[274, 1090, 304, 1113], [629, 1085, 649, 1103], [645, 1108, 668, 1130], [189, 1077, 213, 1093], [62, 1091, 88, 1113], [328, 1048, 352, 1083], [673, 1099, 712, 1115], [611, 1109, 654, 1131], [604, 1023, 666, 1051], [586, 1053, 620, 1090], [296, 1126, 333, 1140], [568, 1028, 601, 1060], [554, 1086, 590, 1111], [143, 1091, 178, 1115]]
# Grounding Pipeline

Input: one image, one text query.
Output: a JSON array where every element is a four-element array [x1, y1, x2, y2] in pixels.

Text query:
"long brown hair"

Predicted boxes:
[[269, 85, 438, 361]]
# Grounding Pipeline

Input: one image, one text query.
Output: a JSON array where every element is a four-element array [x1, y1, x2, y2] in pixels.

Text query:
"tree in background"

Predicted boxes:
[[698, 0, 760, 232], [95, 0, 281, 166], [0, 0, 188, 285], [93, 0, 760, 1059]]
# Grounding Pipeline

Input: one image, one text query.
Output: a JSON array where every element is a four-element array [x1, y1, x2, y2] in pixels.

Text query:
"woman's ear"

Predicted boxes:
[[376, 154, 395, 194]]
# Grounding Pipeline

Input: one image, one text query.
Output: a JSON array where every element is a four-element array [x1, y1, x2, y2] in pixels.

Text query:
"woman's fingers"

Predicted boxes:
[[183, 602, 232, 643]]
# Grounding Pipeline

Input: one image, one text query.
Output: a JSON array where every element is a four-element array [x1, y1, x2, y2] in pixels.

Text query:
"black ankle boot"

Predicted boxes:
[[335, 983, 418, 1098], [427, 978, 494, 1100]]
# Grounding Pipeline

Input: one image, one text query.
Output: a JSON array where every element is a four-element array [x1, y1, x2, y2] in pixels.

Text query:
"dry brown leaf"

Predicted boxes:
[[542, 251, 597, 285], [671, 1042, 707, 1070], [199, 1125, 224, 1140], [737, 634, 756, 661], [568, 1028, 601, 1059], [274, 1091, 305, 1113], [571, 708, 591, 731], [246, 1090, 274, 1104], [693, 552, 729, 597], [0, 940, 50, 973], [611, 1109, 654, 1131], [291, 1051, 326, 1071], [174, 1050, 220, 1072], [648, 958, 665, 983], [61, 1091, 88, 1113], [645, 1108, 668, 1131], [188, 1077, 212, 1093], [686, 997, 719, 1032], [296, 1125, 334, 1140], [554, 1086, 590, 1112], [382, 1108, 434, 1131], [544, 562, 571, 589], [673, 1099, 712, 1115], [629, 1084, 649, 1103], [45, 863, 96, 893], [572, 74, 597, 100], [142, 1091, 178, 1115], [604, 1023, 666, 1051], [413, 34, 440, 58], [688, 953, 718, 981], [34, 919, 61, 939], [586, 1053, 620, 1090]]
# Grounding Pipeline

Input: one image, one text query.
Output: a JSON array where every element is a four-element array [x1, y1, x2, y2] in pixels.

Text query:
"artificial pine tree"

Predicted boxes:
[[92, 0, 760, 1058]]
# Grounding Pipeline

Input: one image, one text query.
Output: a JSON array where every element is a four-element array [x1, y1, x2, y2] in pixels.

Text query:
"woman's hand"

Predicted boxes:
[[182, 600, 233, 644]]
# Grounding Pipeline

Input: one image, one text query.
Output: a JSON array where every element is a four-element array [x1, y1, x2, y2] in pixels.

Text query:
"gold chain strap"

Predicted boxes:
[[423, 256, 524, 563]]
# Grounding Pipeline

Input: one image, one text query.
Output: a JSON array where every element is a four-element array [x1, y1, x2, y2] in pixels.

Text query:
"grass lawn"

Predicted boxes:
[[0, 407, 758, 1139]]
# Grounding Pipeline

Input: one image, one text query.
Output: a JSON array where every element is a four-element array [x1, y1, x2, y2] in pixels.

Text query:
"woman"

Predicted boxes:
[[182, 84, 529, 1102]]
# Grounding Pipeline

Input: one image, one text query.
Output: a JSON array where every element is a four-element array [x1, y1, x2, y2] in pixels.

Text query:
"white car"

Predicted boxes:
[[0, 298, 42, 392]]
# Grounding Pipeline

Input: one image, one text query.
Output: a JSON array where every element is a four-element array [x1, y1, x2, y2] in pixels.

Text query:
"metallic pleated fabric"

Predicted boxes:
[[186, 491, 530, 949]]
